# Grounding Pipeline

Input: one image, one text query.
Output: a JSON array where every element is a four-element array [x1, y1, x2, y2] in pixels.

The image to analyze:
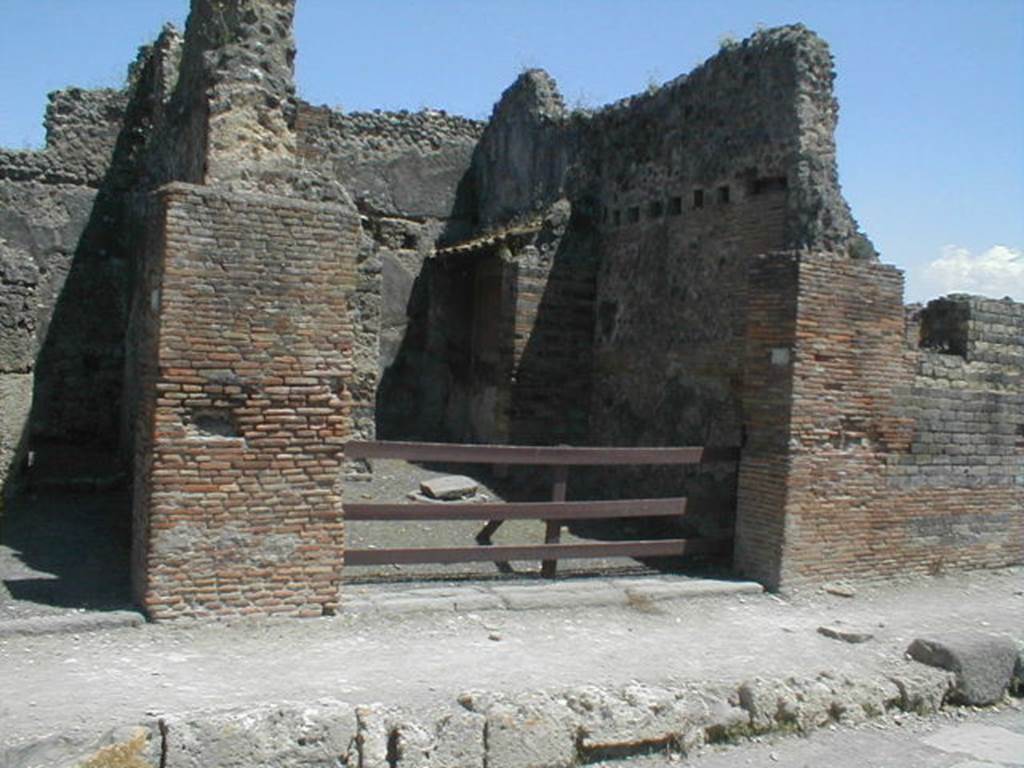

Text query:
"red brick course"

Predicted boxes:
[[131, 183, 358, 619], [736, 252, 1023, 589]]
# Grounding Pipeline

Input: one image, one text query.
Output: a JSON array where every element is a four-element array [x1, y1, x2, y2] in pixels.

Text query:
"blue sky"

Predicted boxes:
[[1, 0, 1021, 302]]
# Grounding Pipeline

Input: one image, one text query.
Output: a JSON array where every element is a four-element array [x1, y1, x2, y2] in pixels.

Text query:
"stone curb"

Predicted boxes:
[[342, 577, 764, 615], [8, 655, 1017, 768], [0, 609, 145, 639]]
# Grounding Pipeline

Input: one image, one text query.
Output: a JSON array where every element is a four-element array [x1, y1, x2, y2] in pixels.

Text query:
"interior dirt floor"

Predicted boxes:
[[0, 563, 1020, 751], [345, 458, 714, 583]]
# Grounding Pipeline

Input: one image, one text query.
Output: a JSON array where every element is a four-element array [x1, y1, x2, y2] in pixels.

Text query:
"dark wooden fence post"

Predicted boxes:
[[542, 464, 568, 578]]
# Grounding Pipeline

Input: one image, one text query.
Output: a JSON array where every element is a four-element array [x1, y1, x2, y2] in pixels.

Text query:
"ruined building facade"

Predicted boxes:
[[1, 0, 1020, 618]]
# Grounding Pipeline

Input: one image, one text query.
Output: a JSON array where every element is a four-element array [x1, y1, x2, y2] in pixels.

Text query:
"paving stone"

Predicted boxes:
[[419, 475, 480, 500]]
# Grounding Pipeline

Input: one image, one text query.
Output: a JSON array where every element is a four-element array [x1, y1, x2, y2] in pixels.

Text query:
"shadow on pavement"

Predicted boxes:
[[1, 488, 133, 612]]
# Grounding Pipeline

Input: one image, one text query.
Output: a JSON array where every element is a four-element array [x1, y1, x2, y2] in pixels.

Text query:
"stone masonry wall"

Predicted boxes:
[[170, 0, 299, 189], [296, 103, 483, 221], [296, 104, 484, 441], [580, 30, 825, 529], [0, 88, 128, 187], [456, 26, 871, 532], [0, 88, 130, 490], [507, 206, 598, 447], [294, 102, 485, 442], [735, 253, 1023, 589], [131, 183, 357, 619], [422, 204, 598, 449]]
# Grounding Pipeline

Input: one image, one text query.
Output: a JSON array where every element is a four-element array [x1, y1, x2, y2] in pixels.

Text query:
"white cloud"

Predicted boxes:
[[918, 245, 1024, 301]]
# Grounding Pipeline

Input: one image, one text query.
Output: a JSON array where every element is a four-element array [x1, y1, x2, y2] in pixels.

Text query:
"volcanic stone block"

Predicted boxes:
[[907, 634, 1018, 705]]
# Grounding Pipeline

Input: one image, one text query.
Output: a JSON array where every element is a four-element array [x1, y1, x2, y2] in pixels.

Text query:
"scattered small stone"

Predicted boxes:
[[818, 625, 874, 643], [488, 632, 502, 642], [823, 582, 857, 598]]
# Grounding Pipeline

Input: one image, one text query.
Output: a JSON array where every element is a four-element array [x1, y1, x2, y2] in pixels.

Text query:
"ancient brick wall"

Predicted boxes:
[[736, 253, 1023, 588], [419, 209, 598, 449], [131, 183, 357, 619]]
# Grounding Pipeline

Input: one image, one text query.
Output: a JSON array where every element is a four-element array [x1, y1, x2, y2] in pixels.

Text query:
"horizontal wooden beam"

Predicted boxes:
[[344, 537, 731, 566], [345, 440, 740, 465], [345, 497, 687, 521]]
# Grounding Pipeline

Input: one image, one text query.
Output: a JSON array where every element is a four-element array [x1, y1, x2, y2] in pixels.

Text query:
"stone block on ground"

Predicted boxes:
[[906, 633, 1018, 705], [431, 708, 486, 768], [691, 686, 749, 744], [565, 683, 692, 756], [818, 674, 901, 725], [163, 701, 356, 768], [739, 673, 901, 734], [0, 724, 161, 768], [419, 475, 479, 500], [465, 692, 578, 768], [737, 678, 793, 733], [888, 661, 956, 713], [356, 703, 485, 768], [822, 582, 857, 598]]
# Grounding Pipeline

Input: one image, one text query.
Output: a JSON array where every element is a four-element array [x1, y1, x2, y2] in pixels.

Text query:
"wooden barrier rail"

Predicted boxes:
[[344, 440, 738, 577]]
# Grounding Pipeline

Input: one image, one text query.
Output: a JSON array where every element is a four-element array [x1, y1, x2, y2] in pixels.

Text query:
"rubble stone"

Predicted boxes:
[[420, 475, 480, 500]]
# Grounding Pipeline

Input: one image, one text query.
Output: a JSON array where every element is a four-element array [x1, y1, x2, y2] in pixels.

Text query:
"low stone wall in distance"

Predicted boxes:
[[130, 183, 358, 619]]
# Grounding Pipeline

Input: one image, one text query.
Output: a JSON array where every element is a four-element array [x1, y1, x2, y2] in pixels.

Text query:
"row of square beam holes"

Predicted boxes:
[[604, 176, 788, 227], [606, 186, 730, 227]]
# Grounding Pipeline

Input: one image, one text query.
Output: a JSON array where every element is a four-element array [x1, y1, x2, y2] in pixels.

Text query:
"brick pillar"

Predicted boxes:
[[734, 251, 912, 589], [131, 182, 358, 619], [733, 252, 800, 589]]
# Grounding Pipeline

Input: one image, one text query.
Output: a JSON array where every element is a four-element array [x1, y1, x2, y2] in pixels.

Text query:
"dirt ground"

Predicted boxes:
[[0, 565, 1020, 750], [345, 458, 696, 583], [1, 462, 1020, 758]]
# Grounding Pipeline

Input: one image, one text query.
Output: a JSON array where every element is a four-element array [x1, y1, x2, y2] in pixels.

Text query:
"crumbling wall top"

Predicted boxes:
[[0, 88, 129, 187], [473, 68, 573, 227]]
